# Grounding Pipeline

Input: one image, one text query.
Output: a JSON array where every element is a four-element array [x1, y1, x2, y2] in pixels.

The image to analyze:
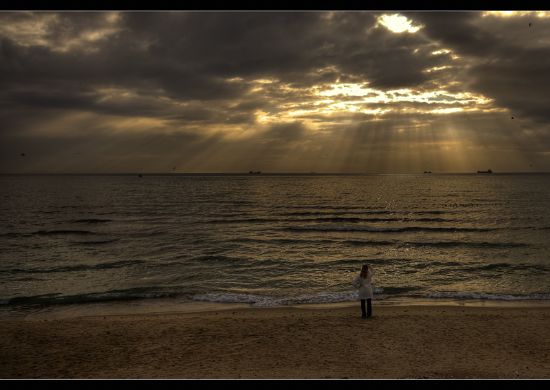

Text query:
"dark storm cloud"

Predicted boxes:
[[408, 12, 550, 124], [472, 49, 550, 123], [4, 89, 97, 111], [0, 12, 445, 109], [408, 13, 502, 57], [2, 11, 550, 173]]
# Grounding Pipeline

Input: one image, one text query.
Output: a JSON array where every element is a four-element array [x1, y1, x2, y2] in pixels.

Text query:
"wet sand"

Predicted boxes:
[[1, 303, 549, 379]]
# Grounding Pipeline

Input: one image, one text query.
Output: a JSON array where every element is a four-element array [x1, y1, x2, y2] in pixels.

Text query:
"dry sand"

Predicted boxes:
[[1, 303, 550, 379]]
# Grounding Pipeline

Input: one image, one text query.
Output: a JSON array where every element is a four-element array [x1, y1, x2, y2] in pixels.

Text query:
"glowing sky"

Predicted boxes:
[[1, 11, 550, 173]]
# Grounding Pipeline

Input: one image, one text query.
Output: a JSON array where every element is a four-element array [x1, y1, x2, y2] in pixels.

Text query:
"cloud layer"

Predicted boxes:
[[1, 11, 550, 173]]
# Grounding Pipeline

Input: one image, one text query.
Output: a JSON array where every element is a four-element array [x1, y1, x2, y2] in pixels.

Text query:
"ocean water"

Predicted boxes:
[[1, 173, 550, 313]]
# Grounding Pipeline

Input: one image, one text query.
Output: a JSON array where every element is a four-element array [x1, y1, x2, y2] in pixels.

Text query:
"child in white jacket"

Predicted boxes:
[[353, 264, 374, 318]]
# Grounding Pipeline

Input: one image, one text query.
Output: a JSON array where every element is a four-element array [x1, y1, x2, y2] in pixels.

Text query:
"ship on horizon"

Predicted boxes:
[[477, 169, 493, 174]]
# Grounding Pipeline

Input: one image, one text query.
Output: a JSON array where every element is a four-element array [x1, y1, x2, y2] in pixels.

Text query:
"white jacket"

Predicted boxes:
[[353, 268, 374, 299]]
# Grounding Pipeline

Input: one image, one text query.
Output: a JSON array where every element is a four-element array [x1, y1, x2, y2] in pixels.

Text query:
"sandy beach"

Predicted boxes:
[[1, 302, 549, 379]]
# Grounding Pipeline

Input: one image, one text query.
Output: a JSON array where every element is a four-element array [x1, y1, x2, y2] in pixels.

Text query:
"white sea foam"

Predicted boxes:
[[428, 292, 550, 301], [192, 289, 386, 307]]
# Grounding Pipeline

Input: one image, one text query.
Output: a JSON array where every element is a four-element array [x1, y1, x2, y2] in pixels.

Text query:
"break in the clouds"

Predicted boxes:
[[1, 11, 550, 173]]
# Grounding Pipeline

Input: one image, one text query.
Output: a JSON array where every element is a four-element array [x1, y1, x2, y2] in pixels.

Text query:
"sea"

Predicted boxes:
[[1, 173, 550, 317]]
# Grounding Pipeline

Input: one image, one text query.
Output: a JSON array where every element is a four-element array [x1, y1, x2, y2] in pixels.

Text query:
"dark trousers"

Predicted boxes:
[[361, 299, 372, 317]]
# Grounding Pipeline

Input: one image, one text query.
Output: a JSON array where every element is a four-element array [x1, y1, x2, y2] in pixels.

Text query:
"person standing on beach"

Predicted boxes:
[[353, 264, 374, 318]]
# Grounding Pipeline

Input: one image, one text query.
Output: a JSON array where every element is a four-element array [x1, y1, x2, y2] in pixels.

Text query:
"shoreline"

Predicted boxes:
[[1, 299, 550, 378], [3, 297, 550, 322]]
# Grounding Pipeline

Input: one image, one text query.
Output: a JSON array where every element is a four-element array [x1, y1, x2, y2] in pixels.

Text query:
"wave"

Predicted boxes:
[[408, 261, 463, 269], [229, 237, 526, 249], [427, 292, 550, 301], [4, 287, 549, 308], [0, 259, 146, 275], [340, 239, 396, 246], [400, 241, 528, 249], [284, 226, 497, 233], [461, 262, 550, 273], [2, 286, 181, 307], [190, 254, 248, 264], [33, 229, 98, 236], [229, 237, 341, 245], [205, 218, 275, 224], [2, 230, 118, 243], [192, 290, 384, 307], [278, 205, 372, 210], [70, 218, 112, 224], [0, 230, 98, 238], [0, 232, 26, 238], [207, 216, 458, 224], [278, 209, 452, 216], [440, 203, 497, 207], [188, 254, 448, 270], [69, 238, 120, 245], [192, 289, 550, 307], [378, 286, 424, 295], [345, 240, 526, 249]]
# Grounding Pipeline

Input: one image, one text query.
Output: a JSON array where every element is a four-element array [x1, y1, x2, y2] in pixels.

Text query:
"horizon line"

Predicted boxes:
[[2, 171, 550, 176]]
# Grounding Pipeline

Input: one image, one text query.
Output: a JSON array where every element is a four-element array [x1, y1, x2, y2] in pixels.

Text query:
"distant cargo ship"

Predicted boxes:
[[477, 169, 493, 174], [248, 171, 262, 174]]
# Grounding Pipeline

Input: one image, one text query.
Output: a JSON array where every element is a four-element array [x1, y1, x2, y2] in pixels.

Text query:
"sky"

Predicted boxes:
[[1, 11, 550, 173]]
